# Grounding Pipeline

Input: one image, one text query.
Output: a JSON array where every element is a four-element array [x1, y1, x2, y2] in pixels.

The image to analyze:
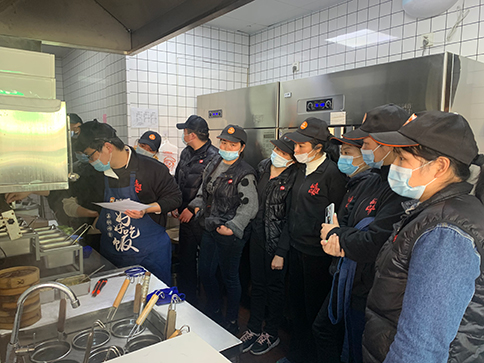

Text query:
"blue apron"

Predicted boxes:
[[97, 171, 172, 284], [328, 217, 374, 363]]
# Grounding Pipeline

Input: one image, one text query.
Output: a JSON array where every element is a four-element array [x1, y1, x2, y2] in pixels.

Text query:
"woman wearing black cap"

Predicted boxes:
[[281, 118, 347, 362], [357, 111, 484, 363], [315, 104, 410, 363], [240, 133, 298, 355], [189, 124, 258, 335], [135, 130, 162, 159]]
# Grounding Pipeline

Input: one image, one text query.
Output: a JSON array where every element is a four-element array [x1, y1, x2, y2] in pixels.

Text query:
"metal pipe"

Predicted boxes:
[[5, 282, 80, 363]]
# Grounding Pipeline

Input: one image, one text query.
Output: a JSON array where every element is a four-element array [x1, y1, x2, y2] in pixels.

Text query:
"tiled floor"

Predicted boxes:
[[237, 305, 290, 363]]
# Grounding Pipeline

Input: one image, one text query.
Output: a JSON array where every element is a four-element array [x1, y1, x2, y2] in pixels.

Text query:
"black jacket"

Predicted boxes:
[[281, 157, 347, 256], [201, 155, 256, 233], [175, 140, 218, 212], [105, 146, 182, 227], [329, 166, 409, 311], [362, 182, 484, 363], [252, 159, 298, 258]]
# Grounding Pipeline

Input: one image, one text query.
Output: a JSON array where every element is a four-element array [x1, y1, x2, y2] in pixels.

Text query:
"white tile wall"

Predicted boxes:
[[249, 0, 484, 85], [61, 50, 128, 140], [126, 26, 250, 150], [55, 59, 64, 101]]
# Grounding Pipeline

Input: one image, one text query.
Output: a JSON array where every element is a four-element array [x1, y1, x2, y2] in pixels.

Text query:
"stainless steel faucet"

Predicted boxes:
[[5, 282, 80, 363]]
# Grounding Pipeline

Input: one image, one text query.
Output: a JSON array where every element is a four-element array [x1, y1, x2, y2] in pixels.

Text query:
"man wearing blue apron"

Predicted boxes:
[[74, 120, 182, 284]]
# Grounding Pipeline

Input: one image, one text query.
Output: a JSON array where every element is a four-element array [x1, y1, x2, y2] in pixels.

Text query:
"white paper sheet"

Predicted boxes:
[[93, 199, 151, 212]]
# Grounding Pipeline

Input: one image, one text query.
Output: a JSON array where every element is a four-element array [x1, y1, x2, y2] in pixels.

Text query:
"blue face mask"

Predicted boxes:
[[219, 148, 240, 161], [90, 149, 112, 172], [388, 163, 436, 199], [91, 158, 111, 172], [75, 153, 89, 164], [338, 155, 361, 176], [181, 133, 188, 146], [271, 150, 292, 168], [361, 145, 391, 169]]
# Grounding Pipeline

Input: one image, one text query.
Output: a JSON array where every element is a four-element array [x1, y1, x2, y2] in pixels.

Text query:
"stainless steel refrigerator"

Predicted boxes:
[[197, 52, 484, 168], [197, 82, 280, 168]]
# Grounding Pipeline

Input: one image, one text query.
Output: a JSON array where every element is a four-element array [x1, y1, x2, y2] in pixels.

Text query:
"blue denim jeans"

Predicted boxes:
[[199, 230, 247, 323]]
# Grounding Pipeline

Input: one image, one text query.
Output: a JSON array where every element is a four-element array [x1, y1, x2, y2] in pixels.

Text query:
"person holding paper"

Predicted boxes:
[[74, 120, 182, 283]]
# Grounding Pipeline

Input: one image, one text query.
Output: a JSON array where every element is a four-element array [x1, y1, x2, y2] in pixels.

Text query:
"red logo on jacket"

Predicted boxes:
[[308, 183, 320, 196], [135, 179, 142, 193], [345, 195, 354, 209], [365, 198, 377, 215]]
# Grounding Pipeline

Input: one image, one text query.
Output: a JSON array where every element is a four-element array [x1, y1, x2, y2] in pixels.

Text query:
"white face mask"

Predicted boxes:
[[136, 146, 155, 158], [271, 150, 293, 168], [295, 149, 317, 164]]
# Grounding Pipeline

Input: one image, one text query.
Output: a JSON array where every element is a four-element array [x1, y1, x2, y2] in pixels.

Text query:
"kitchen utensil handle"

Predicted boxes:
[[140, 272, 151, 304], [82, 264, 105, 283], [135, 293, 159, 326], [112, 278, 130, 308], [134, 283, 142, 315], [83, 330, 94, 363], [57, 298, 67, 333]]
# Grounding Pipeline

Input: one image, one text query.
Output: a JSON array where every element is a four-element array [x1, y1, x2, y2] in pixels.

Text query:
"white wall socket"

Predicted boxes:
[[292, 61, 300, 73]]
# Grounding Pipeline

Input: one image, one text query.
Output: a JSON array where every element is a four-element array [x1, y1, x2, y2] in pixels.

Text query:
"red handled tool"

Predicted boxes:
[[91, 278, 107, 297]]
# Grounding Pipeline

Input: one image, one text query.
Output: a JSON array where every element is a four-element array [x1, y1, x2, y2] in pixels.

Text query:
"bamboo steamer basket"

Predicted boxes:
[[0, 266, 41, 329]]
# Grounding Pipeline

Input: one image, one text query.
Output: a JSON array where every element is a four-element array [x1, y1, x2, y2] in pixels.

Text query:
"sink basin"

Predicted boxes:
[[0, 301, 166, 363]]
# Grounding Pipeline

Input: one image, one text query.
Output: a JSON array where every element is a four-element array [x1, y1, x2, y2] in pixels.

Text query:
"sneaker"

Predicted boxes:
[[224, 320, 240, 335], [250, 332, 280, 355], [240, 329, 261, 353]]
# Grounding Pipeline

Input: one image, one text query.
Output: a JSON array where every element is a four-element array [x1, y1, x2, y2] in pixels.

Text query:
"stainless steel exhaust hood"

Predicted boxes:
[[0, 0, 253, 55]]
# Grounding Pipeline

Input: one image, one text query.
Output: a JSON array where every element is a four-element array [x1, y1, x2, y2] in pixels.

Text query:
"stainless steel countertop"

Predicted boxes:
[[0, 267, 242, 360]]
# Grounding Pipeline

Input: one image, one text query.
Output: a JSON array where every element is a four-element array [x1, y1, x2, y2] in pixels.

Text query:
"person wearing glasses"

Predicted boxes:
[[74, 120, 182, 283]]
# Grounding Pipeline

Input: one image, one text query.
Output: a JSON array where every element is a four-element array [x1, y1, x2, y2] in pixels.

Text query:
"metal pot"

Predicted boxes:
[[125, 334, 161, 353], [110, 318, 145, 338], [72, 329, 110, 350], [30, 340, 71, 363], [88, 346, 124, 363]]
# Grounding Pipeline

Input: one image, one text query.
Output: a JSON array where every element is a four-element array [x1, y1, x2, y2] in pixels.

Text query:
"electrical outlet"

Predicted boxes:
[[421, 33, 434, 48], [292, 61, 300, 73]]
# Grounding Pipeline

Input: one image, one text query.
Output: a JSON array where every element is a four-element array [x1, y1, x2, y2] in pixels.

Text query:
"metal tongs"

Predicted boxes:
[[126, 289, 164, 338], [67, 223, 92, 245]]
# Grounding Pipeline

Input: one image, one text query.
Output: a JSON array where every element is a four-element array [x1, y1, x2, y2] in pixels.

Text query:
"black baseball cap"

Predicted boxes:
[[286, 117, 331, 143], [68, 113, 83, 125], [271, 133, 296, 155], [343, 104, 409, 140], [176, 115, 209, 134], [370, 111, 478, 165], [217, 124, 247, 143], [331, 136, 363, 147], [139, 131, 162, 152]]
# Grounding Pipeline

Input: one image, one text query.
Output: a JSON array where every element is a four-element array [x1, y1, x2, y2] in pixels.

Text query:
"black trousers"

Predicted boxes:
[[287, 246, 333, 363], [312, 294, 345, 363], [247, 234, 287, 337], [177, 219, 203, 305]]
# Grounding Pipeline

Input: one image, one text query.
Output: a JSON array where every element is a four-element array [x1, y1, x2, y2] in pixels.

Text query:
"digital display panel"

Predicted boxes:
[[306, 98, 333, 112]]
